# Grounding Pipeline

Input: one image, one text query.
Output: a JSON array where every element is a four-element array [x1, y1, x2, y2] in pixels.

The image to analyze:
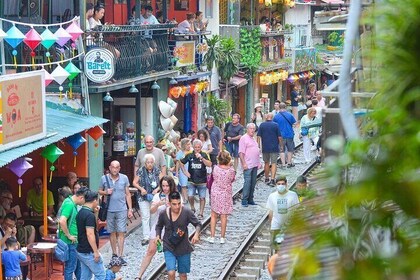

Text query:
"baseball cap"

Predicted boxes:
[[108, 256, 123, 268]]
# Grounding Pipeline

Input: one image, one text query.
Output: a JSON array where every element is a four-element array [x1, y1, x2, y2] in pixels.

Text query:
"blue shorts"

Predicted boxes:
[[225, 141, 239, 157], [164, 251, 191, 273], [187, 183, 207, 198]]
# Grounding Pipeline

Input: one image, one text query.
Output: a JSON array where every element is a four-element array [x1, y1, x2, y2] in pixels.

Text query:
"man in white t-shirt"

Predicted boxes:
[[266, 176, 299, 250], [134, 135, 167, 178]]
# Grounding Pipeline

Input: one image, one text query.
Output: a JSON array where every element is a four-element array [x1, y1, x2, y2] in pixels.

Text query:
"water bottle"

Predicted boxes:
[[157, 239, 163, 253]]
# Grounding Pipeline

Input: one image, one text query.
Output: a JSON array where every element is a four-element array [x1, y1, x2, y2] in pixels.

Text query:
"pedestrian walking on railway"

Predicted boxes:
[[202, 116, 223, 167], [273, 102, 297, 168], [208, 151, 236, 244], [300, 108, 321, 164], [76, 190, 106, 279], [134, 135, 167, 179], [136, 176, 178, 279], [224, 113, 244, 171], [257, 113, 282, 186], [239, 123, 261, 207], [291, 84, 302, 122], [99, 161, 133, 265], [179, 139, 212, 219], [133, 154, 161, 246], [155, 191, 202, 280], [266, 176, 299, 250], [176, 138, 192, 203]]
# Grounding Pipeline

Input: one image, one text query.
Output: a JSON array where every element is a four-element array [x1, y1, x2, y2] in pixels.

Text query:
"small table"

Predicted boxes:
[[27, 242, 56, 278], [41, 234, 58, 243]]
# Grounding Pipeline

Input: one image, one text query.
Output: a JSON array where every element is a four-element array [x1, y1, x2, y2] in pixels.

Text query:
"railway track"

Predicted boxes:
[[145, 143, 322, 280]]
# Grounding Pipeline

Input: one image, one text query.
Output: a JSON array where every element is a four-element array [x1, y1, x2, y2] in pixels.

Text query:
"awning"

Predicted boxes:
[[0, 108, 108, 167], [230, 76, 248, 88]]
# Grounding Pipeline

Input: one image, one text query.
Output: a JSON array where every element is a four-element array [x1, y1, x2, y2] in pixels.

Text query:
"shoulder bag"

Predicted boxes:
[[55, 201, 77, 262], [168, 209, 185, 245], [279, 112, 293, 127], [98, 175, 111, 221]]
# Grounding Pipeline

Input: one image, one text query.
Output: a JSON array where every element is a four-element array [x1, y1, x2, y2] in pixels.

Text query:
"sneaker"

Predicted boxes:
[[220, 237, 226, 244], [119, 256, 128, 266], [270, 179, 276, 186], [264, 178, 270, 184], [287, 163, 295, 168], [207, 237, 215, 244], [248, 201, 257, 205], [316, 156, 321, 163], [141, 239, 149, 246], [242, 203, 248, 207]]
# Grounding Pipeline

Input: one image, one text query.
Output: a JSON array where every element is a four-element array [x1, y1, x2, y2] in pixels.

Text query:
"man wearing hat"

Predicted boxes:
[[106, 256, 123, 280], [223, 113, 244, 171]]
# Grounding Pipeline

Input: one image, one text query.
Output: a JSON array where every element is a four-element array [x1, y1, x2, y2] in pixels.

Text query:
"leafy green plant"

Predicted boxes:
[[207, 93, 231, 127], [328, 31, 340, 46], [240, 27, 262, 75], [218, 37, 241, 96], [203, 35, 222, 71]]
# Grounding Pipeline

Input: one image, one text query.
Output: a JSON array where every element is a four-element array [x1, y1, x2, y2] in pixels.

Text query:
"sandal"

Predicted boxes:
[[191, 208, 196, 213], [198, 214, 204, 220]]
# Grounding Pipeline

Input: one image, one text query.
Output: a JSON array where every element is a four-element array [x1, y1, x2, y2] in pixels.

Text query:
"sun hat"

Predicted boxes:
[[254, 103, 262, 109]]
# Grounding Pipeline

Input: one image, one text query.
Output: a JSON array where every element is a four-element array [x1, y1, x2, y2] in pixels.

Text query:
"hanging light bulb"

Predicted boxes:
[[129, 84, 139, 94], [169, 77, 178, 85], [151, 81, 160, 90], [103, 92, 114, 102]]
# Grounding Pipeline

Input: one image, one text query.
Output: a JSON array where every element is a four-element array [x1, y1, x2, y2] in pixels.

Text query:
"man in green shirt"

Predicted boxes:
[[26, 177, 55, 216], [59, 186, 88, 280]]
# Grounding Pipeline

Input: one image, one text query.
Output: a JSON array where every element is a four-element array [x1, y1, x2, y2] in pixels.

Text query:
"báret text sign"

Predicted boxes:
[[0, 71, 46, 152], [84, 48, 115, 83]]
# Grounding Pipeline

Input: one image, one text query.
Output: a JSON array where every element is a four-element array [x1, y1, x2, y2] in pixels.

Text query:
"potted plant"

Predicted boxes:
[[207, 93, 231, 128], [218, 37, 241, 97], [203, 35, 222, 71], [327, 31, 343, 50]]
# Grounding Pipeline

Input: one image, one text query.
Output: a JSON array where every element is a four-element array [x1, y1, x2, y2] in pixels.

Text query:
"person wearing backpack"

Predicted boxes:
[[58, 186, 88, 280]]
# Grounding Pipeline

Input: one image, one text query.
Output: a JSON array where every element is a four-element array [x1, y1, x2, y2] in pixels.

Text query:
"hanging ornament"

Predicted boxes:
[[0, 29, 7, 40], [51, 64, 70, 100], [64, 62, 81, 99], [5, 25, 25, 67], [67, 133, 86, 167], [66, 21, 83, 42], [23, 28, 42, 67], [87, 126, 105, 157], [180, 86, 187, 97], [43, 69, 54, 87], [41, 144, 64, 182], [190, 84, 196, 95], [40, 28, 57, 64], [8, 158, 33, 198]]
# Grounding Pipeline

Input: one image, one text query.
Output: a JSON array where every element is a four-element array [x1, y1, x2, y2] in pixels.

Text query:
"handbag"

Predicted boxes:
[[206, 173, 214, 191], [301, 127, 309, 136], [98, 175, 111, 221], [168, 209, 185, 245]]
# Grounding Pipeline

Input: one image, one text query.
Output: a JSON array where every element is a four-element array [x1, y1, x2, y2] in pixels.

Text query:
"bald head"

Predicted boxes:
[[144, 135, 155, 150], [266, 113, 273, 120]]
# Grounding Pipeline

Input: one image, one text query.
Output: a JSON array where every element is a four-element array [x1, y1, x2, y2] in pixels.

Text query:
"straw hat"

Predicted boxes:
[[254, 103, 262, 109]]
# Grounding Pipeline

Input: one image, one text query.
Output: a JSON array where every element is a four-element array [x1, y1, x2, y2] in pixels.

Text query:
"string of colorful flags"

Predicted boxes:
[[0, 17, 83, 98]]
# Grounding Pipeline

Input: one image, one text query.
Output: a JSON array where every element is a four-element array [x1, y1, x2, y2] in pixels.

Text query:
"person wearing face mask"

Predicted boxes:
[[265, 176, 299, 250]]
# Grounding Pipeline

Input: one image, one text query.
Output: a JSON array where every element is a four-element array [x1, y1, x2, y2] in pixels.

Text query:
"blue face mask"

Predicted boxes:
[[277, 184, 286, 193]]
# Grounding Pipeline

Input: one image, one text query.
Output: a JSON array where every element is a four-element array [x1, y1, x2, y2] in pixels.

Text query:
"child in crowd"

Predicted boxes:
[[106, 256, 123, 280], [1, 237, 26, 280]]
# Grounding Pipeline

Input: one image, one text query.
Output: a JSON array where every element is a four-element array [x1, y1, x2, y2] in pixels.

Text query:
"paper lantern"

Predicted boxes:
[[8, 158, 33, 197], [180, 86, 187, 97], [54, 27, 72, 47], [5, 25, 25, 48], [41, 144, 64, 182], [5, 25, 25, 67], [24, 28, 42, 66], [64, 62, 81, 99], [66, 21, 84, 42], [169, 87, 181, 98], [0, 29, 7, 40], [43, 69, 54, 87], [159, 101, 173, 118], [87, 126, 105, 157], [40, 28, 57, 49], [67, 133, 86, 167], [160, 116, 175, 131], [51, 64, 70, 98]]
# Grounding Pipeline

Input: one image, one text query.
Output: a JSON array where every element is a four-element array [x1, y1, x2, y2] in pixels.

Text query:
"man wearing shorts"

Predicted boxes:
[[257, 113, 282, 185], [273, 102, 297, 168], [155, 191, 201, 280], [179, 139, 212, 220], [99, 161, 133, 265], [223, 113, 244, 171], [202, 116, 223, 166]]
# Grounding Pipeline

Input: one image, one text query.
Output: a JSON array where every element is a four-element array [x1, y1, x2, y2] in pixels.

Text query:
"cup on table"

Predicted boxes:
[[21, 247, 27, 255]]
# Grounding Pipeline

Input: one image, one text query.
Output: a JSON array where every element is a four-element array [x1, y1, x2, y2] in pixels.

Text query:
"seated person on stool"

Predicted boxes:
[[0, 189, 35, 247], [26, 177, 55, 217]]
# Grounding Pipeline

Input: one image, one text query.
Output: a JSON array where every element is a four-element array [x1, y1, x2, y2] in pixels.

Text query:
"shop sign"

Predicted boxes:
[[291, 47, 316, 73], [84, 48, 115, 83], [0, 71, 46, 152]]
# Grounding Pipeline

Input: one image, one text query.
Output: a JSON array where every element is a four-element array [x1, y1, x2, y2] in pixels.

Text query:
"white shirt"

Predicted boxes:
[[266, 190, 299, 230]]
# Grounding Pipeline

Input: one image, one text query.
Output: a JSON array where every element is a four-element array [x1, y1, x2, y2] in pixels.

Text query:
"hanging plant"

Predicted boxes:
[[239, 27, 262, 75]]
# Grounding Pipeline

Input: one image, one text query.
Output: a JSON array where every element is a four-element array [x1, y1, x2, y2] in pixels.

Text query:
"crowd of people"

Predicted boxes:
[[0, 81, 324, 279]]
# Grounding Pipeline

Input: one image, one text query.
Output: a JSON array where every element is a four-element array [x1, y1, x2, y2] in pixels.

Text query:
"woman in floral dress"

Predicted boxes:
[[208, 151, 236, 244]]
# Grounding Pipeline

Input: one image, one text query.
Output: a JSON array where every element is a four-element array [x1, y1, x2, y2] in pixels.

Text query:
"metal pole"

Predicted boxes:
[[338, 0, 361, 140], [135, 88, 142, 154], [80, 0, 87, 30]]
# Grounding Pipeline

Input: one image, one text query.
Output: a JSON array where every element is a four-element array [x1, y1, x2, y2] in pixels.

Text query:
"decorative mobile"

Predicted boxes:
[[67, 133, 86, 167], [66, 22, 83, 56], [8, 158, 33, 197], [43, 69, 54, 87], [41, 144, 64, 183], [87, 126, 105, 157], [40, 28, 57, 64], [51, 64, 70, 99]]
